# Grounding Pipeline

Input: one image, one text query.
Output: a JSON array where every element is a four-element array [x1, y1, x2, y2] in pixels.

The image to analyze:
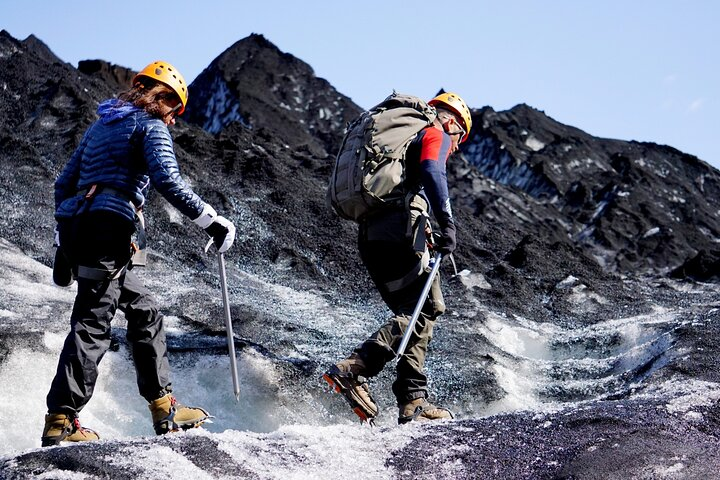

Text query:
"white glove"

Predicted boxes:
[[204, 216, 236, 253], [192, 204, 218, 229]]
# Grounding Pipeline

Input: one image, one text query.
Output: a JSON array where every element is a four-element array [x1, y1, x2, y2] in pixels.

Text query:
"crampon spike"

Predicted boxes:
[[322, 374, 340, 393], [353, 407, 370, 422], [322, 370, 378, 425]]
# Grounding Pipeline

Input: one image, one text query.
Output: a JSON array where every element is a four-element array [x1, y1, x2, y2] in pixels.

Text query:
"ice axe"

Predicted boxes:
[[206, 238, 240, 402], [395, 252, 443, 360], [448, 254, 470, 280]]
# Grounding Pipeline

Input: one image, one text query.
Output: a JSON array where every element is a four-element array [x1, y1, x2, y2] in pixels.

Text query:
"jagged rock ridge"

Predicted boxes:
[[183, 33, 361, 156], [457, 103, 720, 275]]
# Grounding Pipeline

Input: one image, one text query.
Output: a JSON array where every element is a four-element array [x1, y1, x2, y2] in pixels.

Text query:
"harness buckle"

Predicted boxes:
[[84, 184, 98, 199]]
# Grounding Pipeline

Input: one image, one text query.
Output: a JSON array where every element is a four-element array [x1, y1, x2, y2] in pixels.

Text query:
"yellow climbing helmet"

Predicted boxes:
[[133, 61, 189, 115], [428, 92, 472, 142]]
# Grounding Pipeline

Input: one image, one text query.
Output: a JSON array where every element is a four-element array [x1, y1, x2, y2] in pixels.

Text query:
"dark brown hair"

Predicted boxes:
[[118, 79, 179, 119]]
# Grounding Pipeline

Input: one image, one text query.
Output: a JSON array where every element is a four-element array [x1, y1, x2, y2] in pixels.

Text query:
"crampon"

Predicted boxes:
[[323, 366, 378, 424]]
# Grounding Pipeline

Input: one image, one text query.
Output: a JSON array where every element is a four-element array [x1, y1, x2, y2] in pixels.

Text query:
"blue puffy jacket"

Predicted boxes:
[[55, 99, 206, 223]]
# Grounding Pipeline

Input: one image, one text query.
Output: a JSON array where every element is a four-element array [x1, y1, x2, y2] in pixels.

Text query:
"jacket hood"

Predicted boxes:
[[97, 99, 142, 124]]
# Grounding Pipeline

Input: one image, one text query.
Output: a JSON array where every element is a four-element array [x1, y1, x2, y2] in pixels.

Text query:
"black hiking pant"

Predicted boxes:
[[354, 209, 444, 405], [46, 212, 170, 415]]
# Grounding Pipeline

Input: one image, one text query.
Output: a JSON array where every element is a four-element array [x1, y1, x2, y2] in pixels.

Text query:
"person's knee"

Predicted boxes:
[[125, 295, 160, 323]]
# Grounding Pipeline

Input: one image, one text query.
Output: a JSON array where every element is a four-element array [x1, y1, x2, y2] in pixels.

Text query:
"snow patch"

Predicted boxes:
[[567, 283, 608, 311], [110, 442, 215, 478], [653, 380, 720, 413], [459, 272, 491, 289], [642, 227, 661, 238], [215, 424, 417, 480], [524, 136, 545, 152], [40, 117, 57, 129], [556, 275, 578, 289], [163, 203, 184, 224]]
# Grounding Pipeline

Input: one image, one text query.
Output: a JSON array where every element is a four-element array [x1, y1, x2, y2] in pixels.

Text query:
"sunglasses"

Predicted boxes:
[[167, 102, 182, 118], [448, 117, 467, 142]]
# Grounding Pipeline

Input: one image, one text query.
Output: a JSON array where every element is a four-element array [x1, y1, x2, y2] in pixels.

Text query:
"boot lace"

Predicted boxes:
[[72, 417, 88, 434]]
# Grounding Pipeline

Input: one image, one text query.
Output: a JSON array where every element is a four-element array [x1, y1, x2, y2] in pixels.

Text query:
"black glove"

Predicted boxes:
[[435, 221, 457, 255], [53, 246, 75, 287], [52, 223, 75, 286], [204, 216, 236, 253]]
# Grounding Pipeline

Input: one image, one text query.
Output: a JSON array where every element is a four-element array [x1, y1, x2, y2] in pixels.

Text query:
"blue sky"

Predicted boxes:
[[4, 1, 719, 168]]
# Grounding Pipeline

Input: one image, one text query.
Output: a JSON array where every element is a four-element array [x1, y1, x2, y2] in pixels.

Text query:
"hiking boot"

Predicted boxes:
[[398, 398, 454, 424], [41, 413, 100, 447], [149, 394, 209, 435], [322, 356, 378, 423], [334, 354, 367, 376]]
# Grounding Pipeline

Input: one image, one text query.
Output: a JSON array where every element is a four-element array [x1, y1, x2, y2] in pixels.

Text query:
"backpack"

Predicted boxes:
[[327, 92, 437, 221]]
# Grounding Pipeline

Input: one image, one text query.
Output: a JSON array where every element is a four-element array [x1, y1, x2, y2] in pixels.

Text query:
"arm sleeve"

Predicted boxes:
[[142, 121, 207, 220], [418, 128, 454, 229], [54, 130, 90, 211]]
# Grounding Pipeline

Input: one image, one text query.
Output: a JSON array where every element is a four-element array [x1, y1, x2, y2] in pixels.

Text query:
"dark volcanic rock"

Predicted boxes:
[[77, 59, 136, 94], [0, 30, 114, 263], [669, 249, 720, 282], [183, 33, 362, 156], [388, 399, 720, 479], [460, 104, 720, 276]]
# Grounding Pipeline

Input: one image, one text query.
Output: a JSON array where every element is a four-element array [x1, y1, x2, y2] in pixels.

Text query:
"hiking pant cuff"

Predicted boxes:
[[397, 391, 426, 405]]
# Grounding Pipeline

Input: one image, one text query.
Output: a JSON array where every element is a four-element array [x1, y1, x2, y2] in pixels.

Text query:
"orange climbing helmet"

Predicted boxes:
[[428, 92, 472, 142], [133, 61, 189, 115]]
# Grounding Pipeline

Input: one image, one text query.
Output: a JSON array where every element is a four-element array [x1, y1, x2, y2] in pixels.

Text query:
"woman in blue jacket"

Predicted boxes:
[[42, 61, 235, 446]]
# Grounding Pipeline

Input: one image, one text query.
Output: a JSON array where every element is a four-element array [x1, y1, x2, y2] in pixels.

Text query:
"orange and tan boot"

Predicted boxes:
[[322, 354, 378, 423], [398, 398, 454, 424], [149, 394, 209, 435], [41, 413, 100, 447]]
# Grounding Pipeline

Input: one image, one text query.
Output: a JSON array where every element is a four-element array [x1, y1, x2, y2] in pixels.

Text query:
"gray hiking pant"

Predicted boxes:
[[47, 212, 171, 415], [354, 206, 445, 404]]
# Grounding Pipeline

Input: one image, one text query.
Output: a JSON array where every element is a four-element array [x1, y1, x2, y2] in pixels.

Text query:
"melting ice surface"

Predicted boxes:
[[476, 306, 680, 416], [0, 238, 430, 479], [3, 236, 720, 478], [0, 238, 389, 457]]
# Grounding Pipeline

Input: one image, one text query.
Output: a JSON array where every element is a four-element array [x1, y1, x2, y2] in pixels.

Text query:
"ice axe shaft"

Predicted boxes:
[[395, 252, 443, 360], [217, 250, 240, 401]]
